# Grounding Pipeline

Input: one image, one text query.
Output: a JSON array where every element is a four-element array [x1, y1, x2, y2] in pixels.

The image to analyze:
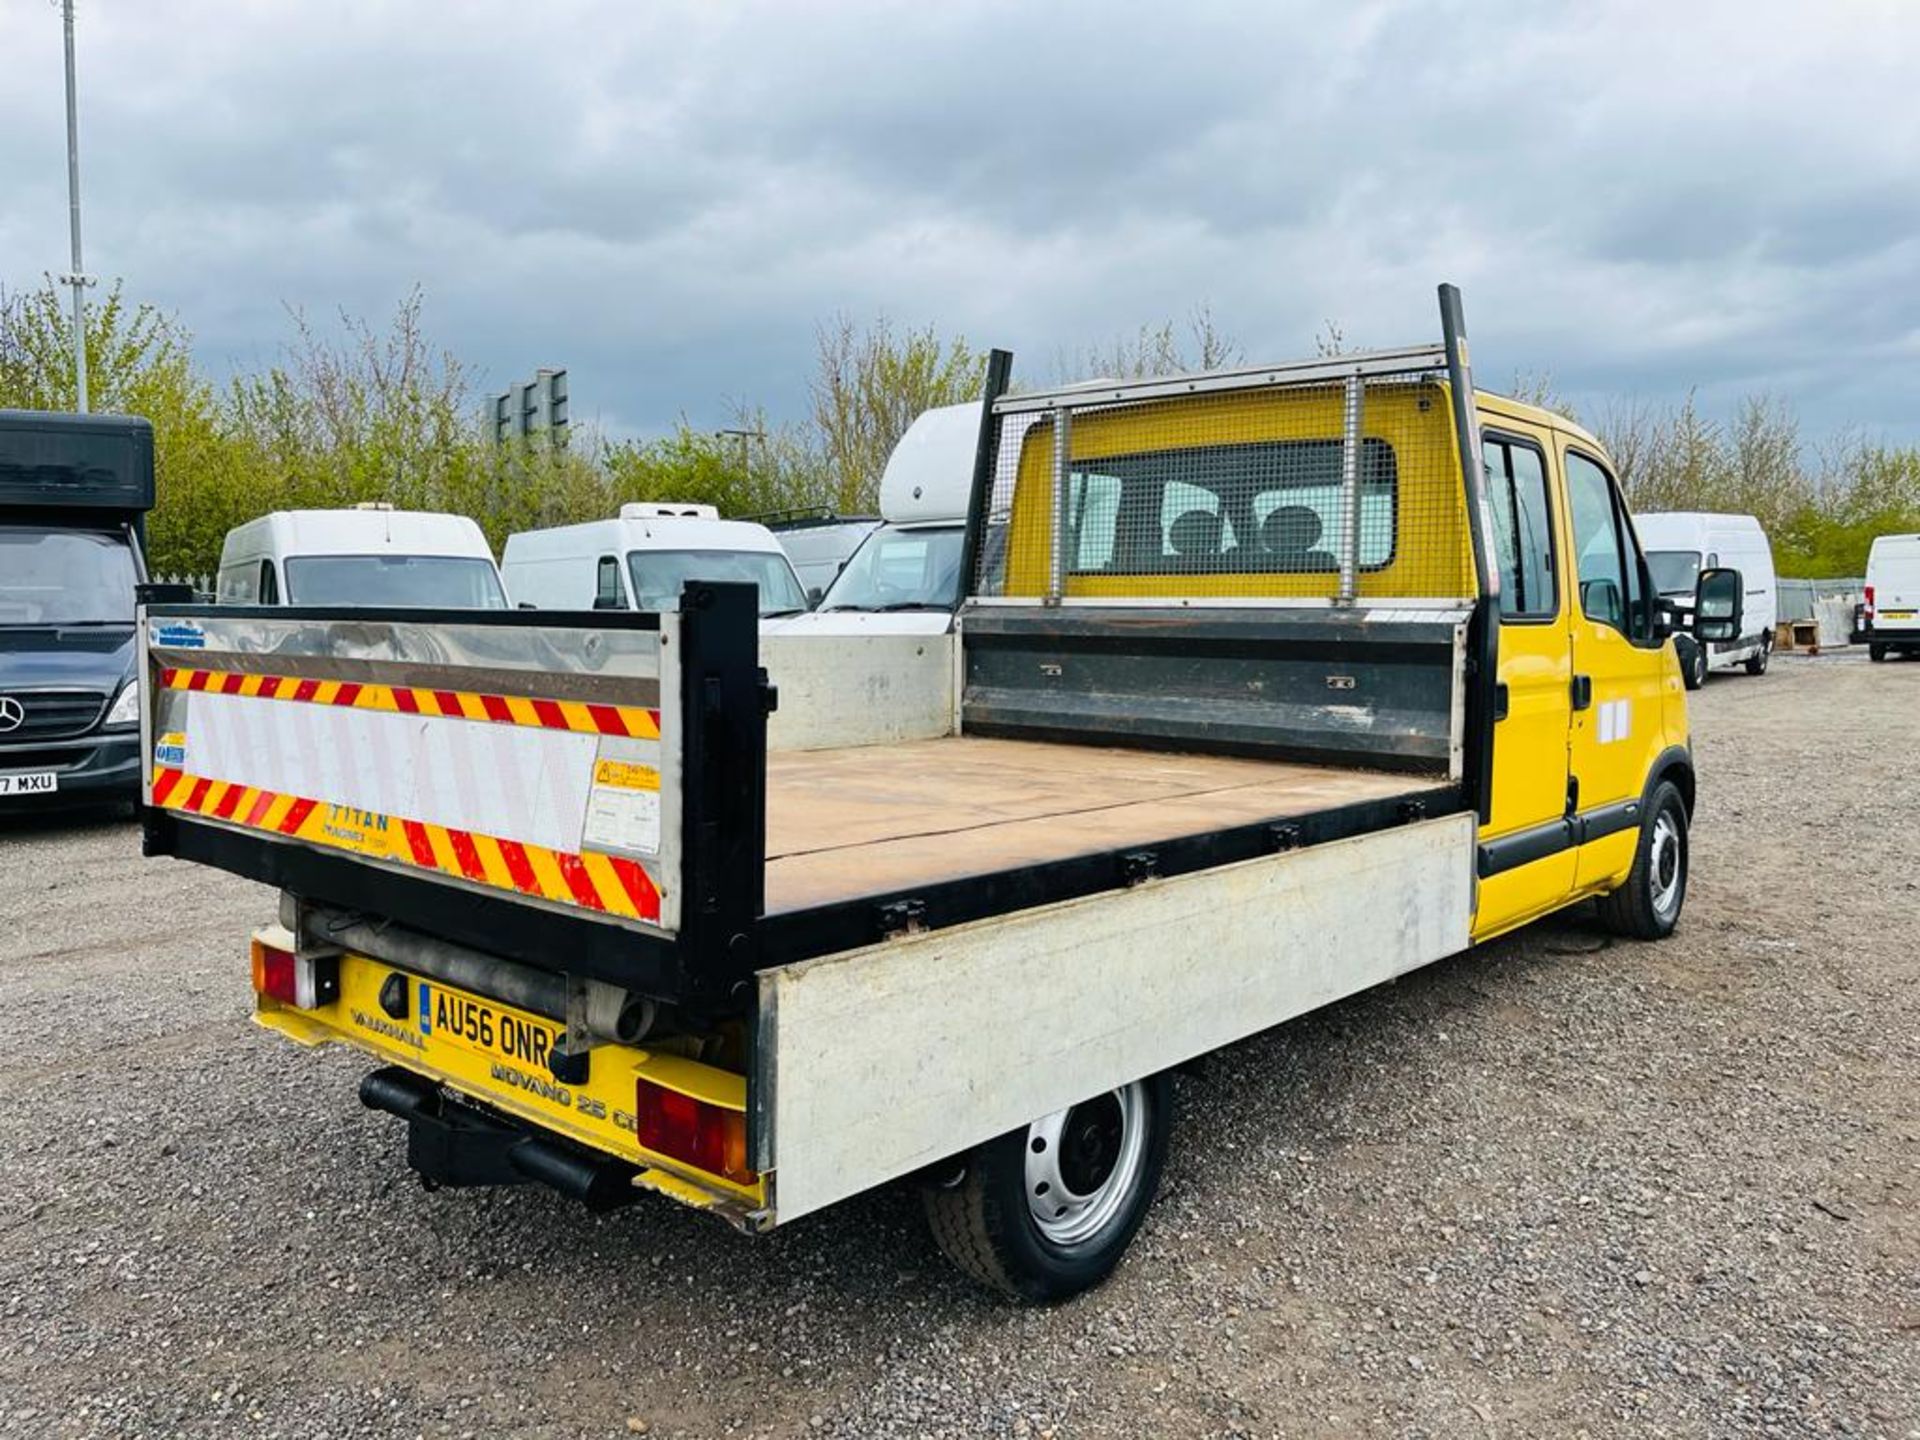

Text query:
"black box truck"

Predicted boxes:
[[0, 410, 156, 809]]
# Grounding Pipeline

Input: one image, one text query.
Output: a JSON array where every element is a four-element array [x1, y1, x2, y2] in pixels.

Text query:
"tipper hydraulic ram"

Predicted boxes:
[[141, 285, 1732, 1300]]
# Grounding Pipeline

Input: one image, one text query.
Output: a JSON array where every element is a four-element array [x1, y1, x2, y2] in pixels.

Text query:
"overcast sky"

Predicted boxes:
[[3, 0, 1917, 444]]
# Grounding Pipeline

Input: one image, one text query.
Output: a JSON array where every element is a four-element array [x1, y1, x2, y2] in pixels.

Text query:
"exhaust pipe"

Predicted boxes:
[[359, 1065, 437, 1118], [509, 1138, 639, 1213], [358, 1066, 637, 1210], [293, 900, 662, 1046]]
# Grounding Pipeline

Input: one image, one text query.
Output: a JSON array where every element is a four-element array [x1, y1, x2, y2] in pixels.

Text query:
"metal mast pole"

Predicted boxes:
[[60, 0, 93, 413]]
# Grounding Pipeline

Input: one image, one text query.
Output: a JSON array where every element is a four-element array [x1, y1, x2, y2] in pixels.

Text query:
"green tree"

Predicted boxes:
[[0, 279, 235, 575], [1053, 304, 1245, 384], [811, 316, 988, 511], [604, 408, 832, 520]]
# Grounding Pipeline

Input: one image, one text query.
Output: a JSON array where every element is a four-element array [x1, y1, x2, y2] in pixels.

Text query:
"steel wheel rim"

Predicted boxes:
[[1023, 1083, 1149, 1246], [1649, 810, 1684, 920]]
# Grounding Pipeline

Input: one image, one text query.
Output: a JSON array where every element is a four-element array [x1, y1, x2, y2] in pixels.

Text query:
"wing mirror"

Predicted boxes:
[[1580, 578, 1623, 630], [1692, 567, 1743, 643]]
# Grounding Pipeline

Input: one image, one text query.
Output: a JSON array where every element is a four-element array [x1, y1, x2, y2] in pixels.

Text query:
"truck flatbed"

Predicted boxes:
[[763, 735, 1419, 912], [132, 284, 1718, 1303]]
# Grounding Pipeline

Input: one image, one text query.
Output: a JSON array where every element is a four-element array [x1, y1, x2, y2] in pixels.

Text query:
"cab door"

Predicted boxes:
[[1562, 444, 1672, 890], [1472, 425, 1575, 938]]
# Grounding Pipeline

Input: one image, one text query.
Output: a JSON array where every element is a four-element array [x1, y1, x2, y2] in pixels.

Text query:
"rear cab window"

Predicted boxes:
[[1064, 439, 1398, 578]]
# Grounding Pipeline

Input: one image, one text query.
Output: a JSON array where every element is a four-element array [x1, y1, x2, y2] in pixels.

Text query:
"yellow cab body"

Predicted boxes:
[[996, 380, 1690, 944]]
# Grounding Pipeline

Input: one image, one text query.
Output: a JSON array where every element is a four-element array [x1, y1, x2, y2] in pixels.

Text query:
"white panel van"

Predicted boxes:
[[1636, 512, 1777, 687], [1856, 533, 1920, 661], [216, 506, 507, 609], [500, 504, 809, 621]]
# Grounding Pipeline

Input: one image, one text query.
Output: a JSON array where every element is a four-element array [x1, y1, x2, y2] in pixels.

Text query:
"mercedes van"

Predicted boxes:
[[1636, 511, 1776, 687], [0, 410, 155, 808]]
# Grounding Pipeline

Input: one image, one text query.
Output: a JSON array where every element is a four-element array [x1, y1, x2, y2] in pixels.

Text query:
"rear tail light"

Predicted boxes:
[[250, 937, 340, 1009], [1865, 584, 1875, 617], [634, 1077, 755, 1184]]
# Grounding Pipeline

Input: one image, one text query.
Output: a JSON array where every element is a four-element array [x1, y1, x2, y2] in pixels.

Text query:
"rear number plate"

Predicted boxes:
[[0, 772, 58, 797], [417, 982, 559, 1069]]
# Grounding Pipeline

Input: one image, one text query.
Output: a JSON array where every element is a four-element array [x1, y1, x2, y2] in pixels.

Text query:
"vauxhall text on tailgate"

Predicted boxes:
[[141, 285, 1738, 1302]]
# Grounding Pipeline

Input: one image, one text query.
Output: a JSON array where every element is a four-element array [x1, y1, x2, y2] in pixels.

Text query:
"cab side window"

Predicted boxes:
[[1566, 450, 1648, 640], [1484, 436, 1555, 620], [594, 555, 625, 610]]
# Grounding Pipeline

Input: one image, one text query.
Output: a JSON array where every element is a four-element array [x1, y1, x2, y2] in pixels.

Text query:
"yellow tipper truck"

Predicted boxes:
[[138, 286, 1746, 1301]]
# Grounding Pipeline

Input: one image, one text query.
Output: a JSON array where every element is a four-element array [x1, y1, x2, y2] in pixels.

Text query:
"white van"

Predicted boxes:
[[500, 503, 809, 619], [1856, 533, 1920, 661], [216, 506, 507, 609], [768, 403, 978, 638], [759, 511, 881, 601], [1636, 511, 1777, 687]]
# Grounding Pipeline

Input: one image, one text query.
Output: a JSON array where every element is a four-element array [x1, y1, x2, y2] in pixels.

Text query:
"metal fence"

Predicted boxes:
[[152, 572, 214, 600], [1778, 577, 1862, 624], [971, 348, 1476, 606]]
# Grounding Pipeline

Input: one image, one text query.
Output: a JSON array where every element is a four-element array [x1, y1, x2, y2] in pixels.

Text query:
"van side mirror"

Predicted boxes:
[[806, 586, 824, 608], [1580, 578, 1623, 630], [1693, 567, 1743, 643], [137, 582, 196, 606]]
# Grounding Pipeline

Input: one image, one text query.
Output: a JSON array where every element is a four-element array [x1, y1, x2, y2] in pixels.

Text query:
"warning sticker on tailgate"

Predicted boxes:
[[582, 752, 661, 855]]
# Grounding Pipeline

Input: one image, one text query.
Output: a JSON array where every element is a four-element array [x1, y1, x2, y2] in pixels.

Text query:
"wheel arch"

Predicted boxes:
[[1648, 744, 1695, 820]]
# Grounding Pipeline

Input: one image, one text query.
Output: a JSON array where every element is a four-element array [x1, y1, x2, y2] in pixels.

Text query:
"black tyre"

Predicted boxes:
[[1870, 643, 1888, 663], [922, 1073, 1172, 1303], [1677, 637, 1707, 690], [1744, 634, 1770, 675], [1597, 779, 1689, 941]]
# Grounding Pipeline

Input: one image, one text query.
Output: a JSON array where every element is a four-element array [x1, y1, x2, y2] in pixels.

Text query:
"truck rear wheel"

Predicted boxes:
[[921, 1074, 1171, 1303], [1744, 633, 1771, 675], [1597, 780, 1689, 940], [1870, 643, 1888, 663]]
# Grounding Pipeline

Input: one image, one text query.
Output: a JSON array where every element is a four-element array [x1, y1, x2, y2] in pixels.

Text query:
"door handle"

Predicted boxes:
[[1570, 674, 1593, 711], [1493, 682, 1510, 721]]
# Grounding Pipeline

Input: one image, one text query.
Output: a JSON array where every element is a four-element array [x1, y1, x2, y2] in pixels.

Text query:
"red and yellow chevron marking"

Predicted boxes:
[[150, 767, 661, 922], [158, 666, 659, 740]]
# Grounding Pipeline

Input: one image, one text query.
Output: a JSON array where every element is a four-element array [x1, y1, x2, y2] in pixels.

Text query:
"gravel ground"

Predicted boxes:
[[1, 652, 1915, 1439]]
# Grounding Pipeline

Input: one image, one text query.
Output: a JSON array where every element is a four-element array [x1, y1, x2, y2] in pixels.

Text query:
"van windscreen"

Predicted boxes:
[[1646, 549, 1701, 597], [627, 549, 809, 616], [283, 555, 507, 609], [0, 525, 137, 625], [818, 525, 964, 612]]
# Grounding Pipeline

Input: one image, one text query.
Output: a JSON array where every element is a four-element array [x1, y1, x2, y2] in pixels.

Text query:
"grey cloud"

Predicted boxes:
[[1, 0, 1915, 443]]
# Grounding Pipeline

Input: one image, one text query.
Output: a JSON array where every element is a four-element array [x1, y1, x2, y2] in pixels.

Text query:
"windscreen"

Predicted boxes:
[[0, 525, 137, 624], [1646, 550, 1701, 596], [627, 549, 809, 616], [819, 525, 965, 612], [283, 555, 508, 609]]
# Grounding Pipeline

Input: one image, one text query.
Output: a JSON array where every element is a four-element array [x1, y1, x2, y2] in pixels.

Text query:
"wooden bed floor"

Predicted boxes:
[[763, 735, 1420, 914]]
